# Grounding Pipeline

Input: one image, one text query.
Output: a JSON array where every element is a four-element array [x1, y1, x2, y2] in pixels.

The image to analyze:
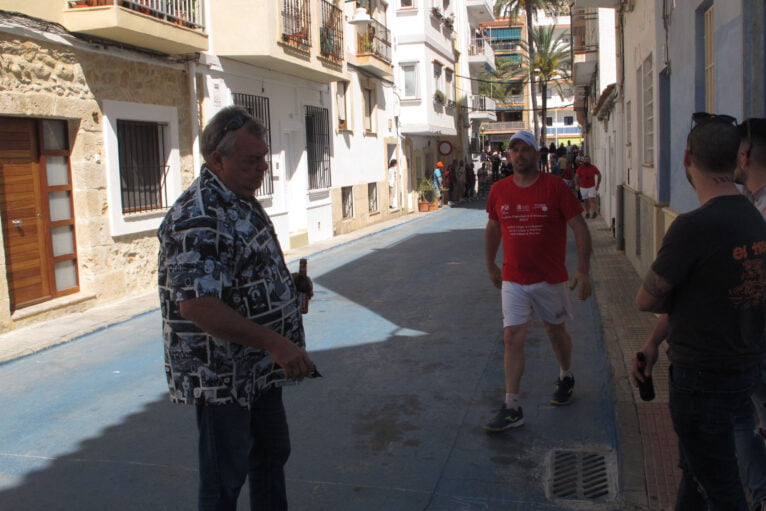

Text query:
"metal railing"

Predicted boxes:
[[319, 0, 343, 63], [117, 120, 171, 214], [468, 37, 494, 60], [69, 0, 204, 29], [232, 93, 274, 196], [282, 0, 311, 49], [483, 121, 526, 131], [356, 18, 391, 63], [471, 94, 496, 112], [305, 106, 331, 190]]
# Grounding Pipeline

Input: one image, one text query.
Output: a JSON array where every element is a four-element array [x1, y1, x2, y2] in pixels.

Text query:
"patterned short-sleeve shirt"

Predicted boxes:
[[158, 166, 304, 408]]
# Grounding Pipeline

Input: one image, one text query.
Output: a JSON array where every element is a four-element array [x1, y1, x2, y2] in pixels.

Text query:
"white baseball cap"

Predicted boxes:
[[509, 131, 538, 151]]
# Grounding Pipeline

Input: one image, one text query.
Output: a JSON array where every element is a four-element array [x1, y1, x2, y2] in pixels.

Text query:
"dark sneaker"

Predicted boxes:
[[551, 376, 575, 405], [483, 404, 524, 432]]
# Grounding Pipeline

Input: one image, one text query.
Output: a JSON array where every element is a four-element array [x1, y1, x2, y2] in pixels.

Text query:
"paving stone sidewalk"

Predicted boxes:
[[588, 218, 681, 511]]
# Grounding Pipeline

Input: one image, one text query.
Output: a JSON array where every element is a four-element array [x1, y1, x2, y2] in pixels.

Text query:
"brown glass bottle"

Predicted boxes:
[[635, 352, 655, 401]]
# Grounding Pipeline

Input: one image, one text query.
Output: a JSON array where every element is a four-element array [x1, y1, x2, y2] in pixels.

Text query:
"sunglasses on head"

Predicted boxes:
[[691, 112, 738, 128], [213, 111, 250, 151]]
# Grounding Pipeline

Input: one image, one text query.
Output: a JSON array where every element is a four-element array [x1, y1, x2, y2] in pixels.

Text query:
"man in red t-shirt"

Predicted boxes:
[[575, 156, 602, 219], [483, 131, 593, 432]]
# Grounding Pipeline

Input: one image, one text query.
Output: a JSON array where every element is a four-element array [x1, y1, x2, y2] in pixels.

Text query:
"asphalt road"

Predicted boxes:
[[0, 202, 620, 510]]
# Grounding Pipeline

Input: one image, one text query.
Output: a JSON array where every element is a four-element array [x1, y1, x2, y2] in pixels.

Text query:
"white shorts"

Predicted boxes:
[[580, 186, 598, 199], [501, 281, 572, 327]]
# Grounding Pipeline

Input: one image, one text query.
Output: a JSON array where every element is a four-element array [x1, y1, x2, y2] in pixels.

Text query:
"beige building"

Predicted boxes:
[[0, 0, 413, 334]]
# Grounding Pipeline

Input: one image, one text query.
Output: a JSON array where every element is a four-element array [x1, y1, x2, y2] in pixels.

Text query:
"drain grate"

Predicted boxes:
[[547, 449, 615, 503]]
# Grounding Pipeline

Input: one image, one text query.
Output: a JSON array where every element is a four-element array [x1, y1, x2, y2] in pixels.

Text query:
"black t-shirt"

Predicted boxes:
[[652, 195, 766, 370]]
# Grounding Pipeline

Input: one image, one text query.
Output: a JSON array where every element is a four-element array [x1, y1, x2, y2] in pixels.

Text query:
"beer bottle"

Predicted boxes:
[[635, 352, 655, 401]]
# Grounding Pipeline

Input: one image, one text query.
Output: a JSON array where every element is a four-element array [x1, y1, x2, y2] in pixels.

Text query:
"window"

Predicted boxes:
[[402, 64, 418, 98], [363, 87, 375, 132], [104, 100, 181, 236], [342, 186, 354, 219], [337, 81, 349, 129], [400, 0, 413, 7], [704, 6, 715, 112], [368, 182, 378, 212], [626, 100, 632, 146], [564, 116, 574, 126], [232, 93, 274, 196], [642, 54, 654, 165], [546, 117, 553, 126], [445, 69, 454, 102], [117, 121, 169, 214], [305, 106, 332, 190]]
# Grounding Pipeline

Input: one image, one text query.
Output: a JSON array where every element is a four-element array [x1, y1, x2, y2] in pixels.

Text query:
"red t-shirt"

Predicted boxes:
[[575, 164, 601, 188], [487, 173, 583, 284]]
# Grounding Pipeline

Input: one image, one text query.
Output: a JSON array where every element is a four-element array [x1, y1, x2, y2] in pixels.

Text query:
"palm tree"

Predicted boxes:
[[493, 0, 565, 140], [521, 25, 571, 145]]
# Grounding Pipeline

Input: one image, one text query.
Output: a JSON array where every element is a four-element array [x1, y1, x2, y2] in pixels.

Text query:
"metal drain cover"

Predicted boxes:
[[546, 449, 616, 504]]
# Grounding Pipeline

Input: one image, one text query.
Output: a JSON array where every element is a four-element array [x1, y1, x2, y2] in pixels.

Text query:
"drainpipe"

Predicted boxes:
[[187, 58, 200, 177]]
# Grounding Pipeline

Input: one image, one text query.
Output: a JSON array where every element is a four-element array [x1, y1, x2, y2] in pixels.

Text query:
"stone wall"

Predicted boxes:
[[0, 33, 195, 330]]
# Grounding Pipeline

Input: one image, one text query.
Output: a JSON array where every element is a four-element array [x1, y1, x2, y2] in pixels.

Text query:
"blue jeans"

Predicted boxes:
[[196, 387, 291, 511], [669, 364, 759, 511], [734, 360, 766, 505]]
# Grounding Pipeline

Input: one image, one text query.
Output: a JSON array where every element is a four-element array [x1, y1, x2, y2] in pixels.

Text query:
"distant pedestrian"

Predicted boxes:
[[433, 161, 445, 207], [484, 131, 592, 433], [733, 117, 766, 507], [157, 106, 316, 510], [632, 112, 766, 511], [575, 155, 601, 218], [539, 143, 549, 173]]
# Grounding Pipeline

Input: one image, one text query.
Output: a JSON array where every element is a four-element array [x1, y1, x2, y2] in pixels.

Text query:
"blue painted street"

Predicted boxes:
[[0, 204, 619, 510]]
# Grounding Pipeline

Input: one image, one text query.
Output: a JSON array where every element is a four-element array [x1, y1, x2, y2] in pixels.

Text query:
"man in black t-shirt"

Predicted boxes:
[[632, 113, 766, 510]]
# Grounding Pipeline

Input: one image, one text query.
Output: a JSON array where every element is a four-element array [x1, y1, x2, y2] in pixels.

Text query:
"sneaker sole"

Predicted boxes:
[[483, 419, 525, 432], [550, 397, 573, 406]]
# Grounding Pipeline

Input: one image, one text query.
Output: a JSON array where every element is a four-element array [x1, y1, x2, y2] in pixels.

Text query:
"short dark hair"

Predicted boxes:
[[200, 106, 266, 163], [687, 119, 740, 174], [739, 118, 766, 167]]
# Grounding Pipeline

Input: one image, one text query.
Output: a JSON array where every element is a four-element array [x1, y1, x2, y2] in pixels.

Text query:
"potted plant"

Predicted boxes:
[[430, 6, 442, 18], [417, 178, 436, 212], [433, 90, 445, 105]]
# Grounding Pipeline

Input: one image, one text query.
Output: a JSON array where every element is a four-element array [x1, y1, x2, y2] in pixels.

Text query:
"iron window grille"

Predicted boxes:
[[320, 0, 344, 63], [232, 93, 274, 196], [368, 182, 378, 213], [342, 186, 353, 219], [117, 120, 170, 214], [282, 0, 311, 49], [305, 106, 332, 190]]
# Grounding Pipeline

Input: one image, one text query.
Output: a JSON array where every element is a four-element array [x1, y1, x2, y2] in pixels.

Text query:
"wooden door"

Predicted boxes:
[[0, 118, 52, 309]]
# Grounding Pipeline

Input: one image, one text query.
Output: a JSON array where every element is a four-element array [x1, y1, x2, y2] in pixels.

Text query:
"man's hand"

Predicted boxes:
[[269, 337, 314, 381], [292, 273, 314, 299], [630, 343, 658, 388], [569, 271, 592, 300], [488, 264, 502, 289]]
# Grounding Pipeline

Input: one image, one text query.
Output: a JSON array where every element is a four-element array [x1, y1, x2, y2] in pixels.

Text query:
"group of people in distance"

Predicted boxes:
[[156, 105, 766, 511]]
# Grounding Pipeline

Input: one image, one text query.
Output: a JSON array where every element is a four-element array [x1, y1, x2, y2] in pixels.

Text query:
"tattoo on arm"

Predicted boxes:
[[642, 270, 671, 298]]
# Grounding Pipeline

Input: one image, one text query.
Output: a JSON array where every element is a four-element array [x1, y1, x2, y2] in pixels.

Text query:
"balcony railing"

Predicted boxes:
[[484, 121, 525, 131], [468, 37, 491, 57], [471, 94, 496, 112], [68, 0, 204, 29], [319, 0, 343, 63], [356, 18, 391, 63], [490, 40, 522, 52], [282, 0, 311, 49]]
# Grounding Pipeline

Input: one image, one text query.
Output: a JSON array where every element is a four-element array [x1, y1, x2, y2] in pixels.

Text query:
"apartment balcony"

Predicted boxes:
[[465, 0, 495, 25], [571, 0, 619, 7], [467, 37, 495, 74], [483, 120, 525, 132], [209, 0, 346, 83], [350, 18, 393, 78], [573, 51, 597, 86], [62, 0, 207, 55], [468, 95, 497, 122]]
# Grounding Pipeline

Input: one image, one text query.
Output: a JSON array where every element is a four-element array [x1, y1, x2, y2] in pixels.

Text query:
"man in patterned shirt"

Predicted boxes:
[[158, 106, 315, 510]]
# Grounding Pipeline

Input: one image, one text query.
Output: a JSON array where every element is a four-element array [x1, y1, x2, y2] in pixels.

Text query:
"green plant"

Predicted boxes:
[[433, 90, 445, 104], [417, 178, 436, 203]]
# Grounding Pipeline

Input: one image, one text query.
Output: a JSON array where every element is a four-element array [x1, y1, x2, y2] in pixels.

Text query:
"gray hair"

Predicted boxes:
[[200, 105, 267, 163]]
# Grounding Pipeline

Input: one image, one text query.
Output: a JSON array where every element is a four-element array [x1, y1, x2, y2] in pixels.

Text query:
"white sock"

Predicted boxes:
[[505, 393, 520, 409], [560, 369, 573, 380]]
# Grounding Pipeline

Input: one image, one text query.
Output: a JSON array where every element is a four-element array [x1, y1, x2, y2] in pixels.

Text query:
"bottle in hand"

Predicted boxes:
[[635, 352, 655, 401], [298, 258, 309, 314]]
